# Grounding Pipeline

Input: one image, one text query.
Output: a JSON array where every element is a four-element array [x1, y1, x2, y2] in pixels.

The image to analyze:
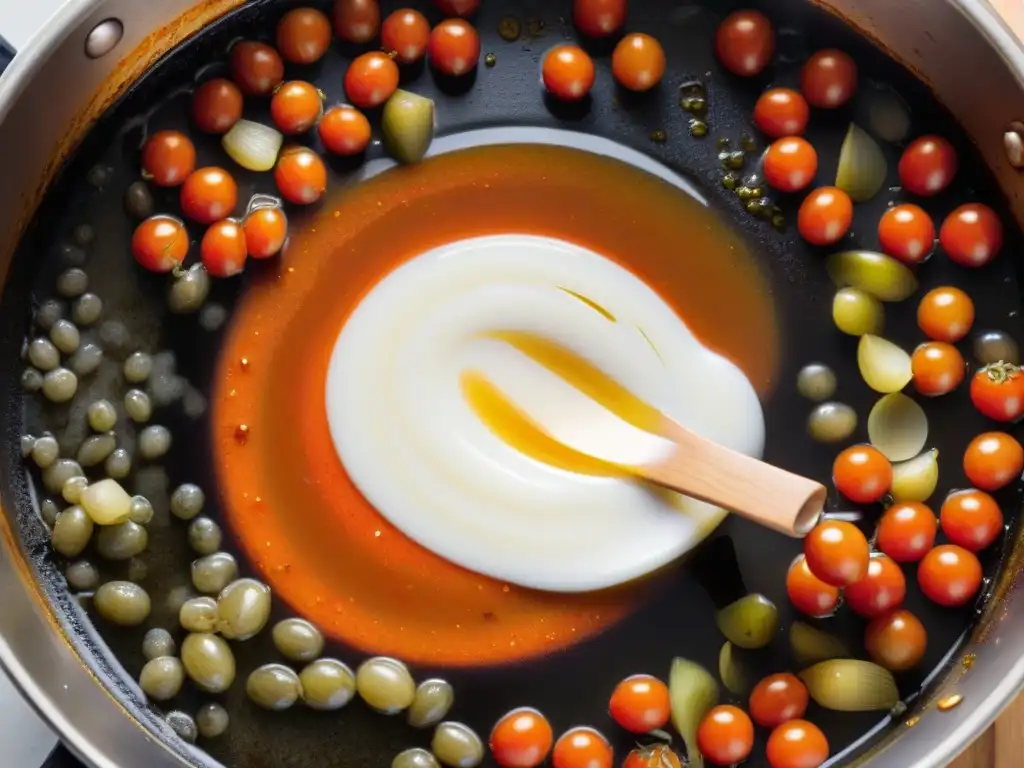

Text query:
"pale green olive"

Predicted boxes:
[[431, 722, 484, 768], [216, 578, 271, 640], [299, 659, 355, 711], [393, 748, 440, 768], [139, 656, 184, 701], [93, 581, 151, 626], [408, 679, 454, 728], [356, 657, 415, 714], [181, 633, 235, 693], [196, 702, 229, 739], [179, 597, 219, 633], [246, 664, 303, 711], [272, 618, 324, 663]]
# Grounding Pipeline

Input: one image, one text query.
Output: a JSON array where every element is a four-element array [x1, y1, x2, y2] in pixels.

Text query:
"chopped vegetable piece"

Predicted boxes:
[[754, 88, 810, 138], [940, 202, 1003, 267], [428, 19, 480, 76], [865, 608, 928, 671], [832, 287, 883, 336], [918, 544, 983, 606], [800, 49, 857, 108], [844, 554, 905, 618], [786, 556, 840, 618], [270, 81, 323, 135], [940, 488, 1003, 552], [766, 720, 829, 768], [825, 249, 917, 301], [797, 187, 852, 245], [608, 674, 671, 733], [970, 362, 1024, 422], [228, 41, 284, 96], [542, 45, 596, 101], [382, 90, 435, 164], [274, 146, 327, 205], [276, 7, 332, 64], [964, 432, 1024, 491], [381, 8, 430, 64], [799, 660, 898, 712], [867, 392, 928, 462], [889, 450, 940, 504], [789, 622, 850, 666], [333, 0, 381, 44], [858, 334, 912, 394], [835, 123, 887, 202], [669, 658, 718, 768], [749, 673, 808, 729], [714, 10, 774, 77], [141, 130, 196, 187], [192, 78, 243, 134], [917, 286, 974, 343], [345, 51, 399, 109], [612, 33, 665, 92], [804, 519, 870, 587], [716, 593, 779, 649], [489, 708, 552, 768], [911, 341, 965, 397], [696, 705, 754, 766], [572, 0, 626, 38], [878, 203, 935, 265], [222, 120, 284, 172], [181, 167, 238, 224], [898, 135, 957, 196], [763, 137, 818, 193], [877, 501, 937, 562], [131, 215, 189, 273], [201, 220, 248, 278]]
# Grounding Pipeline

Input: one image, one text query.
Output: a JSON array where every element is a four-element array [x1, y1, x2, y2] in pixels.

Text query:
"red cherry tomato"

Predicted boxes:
[[333, 0, 381, 44], [786, 555, 840, 617], [180, 167, 238, 225], [898, 135, 957, 196], [270, 81, 324, 135], [970, 363, 1024, 422], [800, 49, 857, 108], [228, 41, 285, 96], [797, 186, 853, 246], [381, 8, 430, 64], [611, 33, 666, 92], [940, 488, 1003, 552], [748, 674, 809, 729], [714, 10, 774, 77], [865, 608, 928, 672], [844, 554, 906, 619], [192, 78, 244, 134], [608, 674, 670, 734], [428, 19, 480, 76], [940, 203, 1003, 267], [542, 45, 596, 102], [572, 0, 626, 38], [489, 708, 553, 768], [964, 432, 1024, 491], [276, 7, 332, 64], [877, 203, 935, 265], [141, 130, 196, 187], [623, 746, 682, 768], [832, 444, 892, 504], [753, 88, 810, 138], [696, 705, 754, 767], [918, 544, 983, 607], [911, 341, 965, 397], [131, 215, 189, 273], [201, 219, 248, 278], [763, 137, 818, 193], [318, 105, 372, 155], [551, 727, 612, 768], [345, 51, 399, 109], [243, 207, 288, 259], [274, 147, 328, 205], [917, 286, 974, 343], [804, 519, 870, 588], [434, 0, 480, 17], [876, 502, 938, 563], [766, 720, 829, 768]]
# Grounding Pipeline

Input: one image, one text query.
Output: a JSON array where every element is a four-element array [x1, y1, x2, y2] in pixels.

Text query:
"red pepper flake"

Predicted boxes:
[[235, 424, 250, 443], [239, 356, 250, 371]]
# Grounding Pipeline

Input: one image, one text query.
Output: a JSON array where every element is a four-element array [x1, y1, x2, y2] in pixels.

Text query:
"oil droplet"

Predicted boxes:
[[938, 694, 964, 712]]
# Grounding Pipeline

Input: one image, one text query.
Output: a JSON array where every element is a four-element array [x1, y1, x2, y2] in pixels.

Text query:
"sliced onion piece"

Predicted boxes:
[[890, 448, 939, 503], [858, 335, 913, 393], [222, 120, 283, 172], [866, 87, 911, 144], [867, 393, 928, 462], [669, 657, 718, 768], [799, 659, 899, 712], [716, 593, 779, 649], [826, 250, 918, 302], [382, 90, 435, 165], [790, 622, 851, 666], [836, 124, 888, 202], [718, 642, 750, 697]]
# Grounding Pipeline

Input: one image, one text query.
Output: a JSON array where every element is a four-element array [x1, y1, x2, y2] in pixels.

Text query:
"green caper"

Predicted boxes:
[[181, 633, 236, 693], [43, 459, 83, 494], [191, 552, 238, 594], [393, 748, 441, 768], [31, 435, 59, 469], [62, 475, 89, 504], [300, 658, 356, 711], [95, 520, 148, 560], [180, 596, 219, 632], [272, 618, 324, 663], [356, 656, 416, 714], [28, 337, 59, 371], [139, 656, 184, 701], [57, 268, 88, 298], [65, 560, 99, 591], [138, 425, 171, 460], [431, 722, 484, 768], [187, 517, 222, 555], [808, 402, 858, 444], [69, 343, 103, 377], [124, 389, 152, 423], [129, 495, 154, 525], [716, 593, 779, 649], [216, 578, 271, 640], [52, 505, 94, 557], [408, 678, 454, 728], [105, 448, 132, 479], [142, 628, 176, 661], [796, 363, 837, 402], [123, 352, 153, 383], [77, 433, 116, 468], [93, 581, 151, 626], [50, 320, 80, 355], [166, 711, 197, 744], [246, 664, 303, 711], [73, 293, 103, 326], [688, 119, 708, 138], [40, 498, 61, 526], [170, 483, 205, 520], [196, 702, 229, 739]]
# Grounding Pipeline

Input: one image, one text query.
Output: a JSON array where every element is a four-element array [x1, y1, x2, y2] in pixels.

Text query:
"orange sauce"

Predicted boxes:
[[212, 143, 779, 666]]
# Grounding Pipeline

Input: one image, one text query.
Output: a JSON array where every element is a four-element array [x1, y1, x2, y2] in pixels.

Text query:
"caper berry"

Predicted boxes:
[[181, 633, 236, 693], [93, 581, 151, 626], [246, 664, 303, 711], [139, 656, 184, 701], [300, 658, 356, 711]]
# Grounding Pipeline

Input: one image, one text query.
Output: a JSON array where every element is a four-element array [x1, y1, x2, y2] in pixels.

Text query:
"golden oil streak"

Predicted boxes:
[[557, 287, 617, 322]]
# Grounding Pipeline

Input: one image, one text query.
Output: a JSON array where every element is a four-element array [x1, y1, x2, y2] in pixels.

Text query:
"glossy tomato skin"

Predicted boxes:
[[551, 727, 612, 768], [572, 0, 627, 38], [804, 520, 870, 588], [876, 502, 937, 563], [141, 130, 196, 187], [428, 19, 480, 76], [319, 105, 372, 155], [201, 219, 248, 278], [228, 41, 285, 96], [270, 81, 324, 135], [917, 286, 974, 343], [696, 706, 754, 766], [749, 674, 809, 729], [714, 10, 774, 77], [607, 674, 670, 734], [753, 88, 809, 138], [964, 432, 1024, 491], [131, 215, 189, 273], [489, 708, 553, 768], [911, 341, 965, 397], [192, 78, 244, 134], [763, 137, 818, 193], [381, 9, 430, 64], [786, 555, 840, 617], [345, 52, 400, 109], [800, 49, 857, 108], [832, 444, 892, 504], [180, 167, 238, 225], [611, 33, 666, 92], [274, 147, 328, 205], [276, 7, 332, 64], [940, 488, 1003, 552], [971, 363, 1024, 422], [877, 203, 935, 265], [333, 0, 381, 44], [918, 544, 983, 607], [865, 608, 928, 671], [797, 187, 853, 246], [542, 45, 596, 101], [844, 554, 906, 619], [243, 207, 288, 259], [766, 720, 829, 768], [435, 0, 480, 17], [940, 203, 1004, 267], [898, 135, 957, 196], [623, 746, 682, 768]]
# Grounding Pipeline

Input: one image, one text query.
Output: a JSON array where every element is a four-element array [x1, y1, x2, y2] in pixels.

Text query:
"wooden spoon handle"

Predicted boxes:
[[643, 418, 827, 537]]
